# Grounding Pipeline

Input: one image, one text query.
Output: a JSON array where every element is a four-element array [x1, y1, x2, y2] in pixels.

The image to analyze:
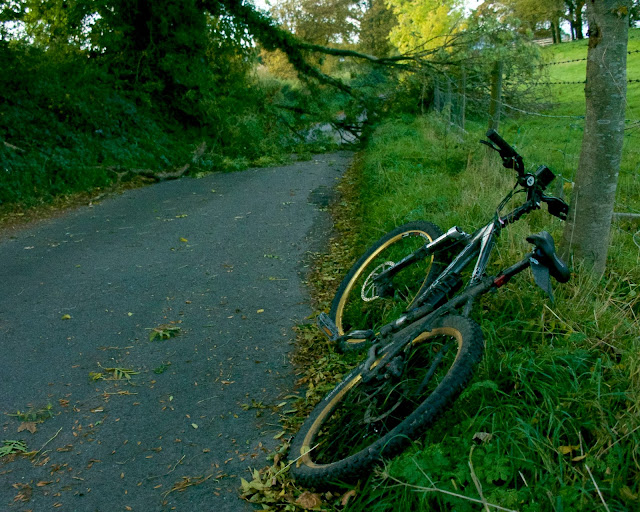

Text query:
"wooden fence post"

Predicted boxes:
[[445, 75, 452, 124], [488, 60, 503, 132], [459, 67, 466, 130]]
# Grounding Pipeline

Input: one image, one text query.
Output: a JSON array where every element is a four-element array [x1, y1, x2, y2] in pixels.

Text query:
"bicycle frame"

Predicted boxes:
[[373, 185, 534, 322]]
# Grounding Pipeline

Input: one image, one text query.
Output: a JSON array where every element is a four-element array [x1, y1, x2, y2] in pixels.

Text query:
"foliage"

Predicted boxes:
[[483, 0, 567, 39], [8, 404, 54, 423], [0, 440, 28, 458], [358, 0, 397, 58], [149, 324, 182, 342], [269, 0, 362, 45], [0, 0, 356, 208], [387, 0, 465, 54]]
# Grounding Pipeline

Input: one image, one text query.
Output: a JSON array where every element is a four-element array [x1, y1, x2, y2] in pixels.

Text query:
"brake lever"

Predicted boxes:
[[542, 195, 569, 221], [480, 139, 500, 152], [480, 139, 518, 170]]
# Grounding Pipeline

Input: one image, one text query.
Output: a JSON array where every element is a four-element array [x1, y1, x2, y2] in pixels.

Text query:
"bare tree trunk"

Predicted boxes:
[[488, 60, 503, 132], [576, 0, 586, 39], [560, 0, 630, 275]]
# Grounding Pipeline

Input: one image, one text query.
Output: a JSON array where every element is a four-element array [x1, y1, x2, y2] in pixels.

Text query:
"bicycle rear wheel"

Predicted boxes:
[[330, 221, 446, 351], [290, 315, 484, 488]]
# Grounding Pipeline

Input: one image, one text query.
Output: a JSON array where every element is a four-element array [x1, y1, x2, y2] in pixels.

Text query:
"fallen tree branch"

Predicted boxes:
[[91, 142, 208, 202]]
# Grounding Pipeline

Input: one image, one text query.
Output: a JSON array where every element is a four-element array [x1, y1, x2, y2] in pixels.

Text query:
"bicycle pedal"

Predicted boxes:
[[316, 313, 339, 342]]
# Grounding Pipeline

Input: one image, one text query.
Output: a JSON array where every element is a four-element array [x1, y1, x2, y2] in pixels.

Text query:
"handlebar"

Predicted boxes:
[[482, 129, 525, 175], [486, 129, 518, 159]]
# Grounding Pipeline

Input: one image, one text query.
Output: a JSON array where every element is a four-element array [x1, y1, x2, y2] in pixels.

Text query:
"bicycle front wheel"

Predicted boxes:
[[330, 221, 445, 351], [290, 315, 484, 488]]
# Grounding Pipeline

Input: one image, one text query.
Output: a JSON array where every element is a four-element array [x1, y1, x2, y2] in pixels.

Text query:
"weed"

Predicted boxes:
[[0, 440, 28, 458], [8, 404, 53, 423], [148, 324, 181, 342], [153, 362, 172, 374], [92, 363, 140, 381]]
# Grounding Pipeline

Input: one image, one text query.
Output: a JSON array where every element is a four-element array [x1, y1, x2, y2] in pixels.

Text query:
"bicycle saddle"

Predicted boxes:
[[526, 231, 571, 283]]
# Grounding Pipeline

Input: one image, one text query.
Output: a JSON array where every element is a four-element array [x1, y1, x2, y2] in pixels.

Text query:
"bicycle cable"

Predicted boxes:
[[495, 184, 525, 220]]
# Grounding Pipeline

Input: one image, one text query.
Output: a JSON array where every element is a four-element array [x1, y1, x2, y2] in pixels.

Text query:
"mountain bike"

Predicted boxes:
[[289, 130, 571, 488]]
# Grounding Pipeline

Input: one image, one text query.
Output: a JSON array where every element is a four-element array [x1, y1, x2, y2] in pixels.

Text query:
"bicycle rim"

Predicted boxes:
[[334, 228, 436, 337], [297, 325, 465, 471]]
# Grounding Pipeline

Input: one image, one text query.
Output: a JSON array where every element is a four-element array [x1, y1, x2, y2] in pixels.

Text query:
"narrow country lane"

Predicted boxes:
[[0, 152, 352, 511]]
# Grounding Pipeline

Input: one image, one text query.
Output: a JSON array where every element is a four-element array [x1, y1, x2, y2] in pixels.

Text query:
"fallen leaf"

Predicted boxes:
[[472, 432, 493, 444], [13, 483, 32, 502], [620, 486, 638, 502], [257, 309, 264, 314], [61, 314, 71, 320], [221, 380, 235, 385], [296, 491, 322, 510], [18, 422, 37, 434], [572, 454, 588, 462], [179, 237, 188, 243], [191, 423, 198, 429], [558, 445, 580, 455], [341, 489, 357, 506]]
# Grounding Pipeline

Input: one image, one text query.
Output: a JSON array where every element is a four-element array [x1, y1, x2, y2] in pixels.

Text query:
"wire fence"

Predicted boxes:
[[546, 79, 640, 84], [540, 48, 640, 67], [511, 45, 640, 249]]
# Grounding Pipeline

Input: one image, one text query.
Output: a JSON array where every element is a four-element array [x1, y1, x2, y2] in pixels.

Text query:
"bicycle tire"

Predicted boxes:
[[330, 221, 445, 352], [290, 315, 484, 489]]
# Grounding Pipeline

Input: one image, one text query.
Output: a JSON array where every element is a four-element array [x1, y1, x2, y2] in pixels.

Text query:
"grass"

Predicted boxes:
[[248, 33, 640, 512]]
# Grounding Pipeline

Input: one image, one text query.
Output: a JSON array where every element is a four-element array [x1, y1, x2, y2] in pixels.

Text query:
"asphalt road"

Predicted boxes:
[[0, 152, 352, 511]]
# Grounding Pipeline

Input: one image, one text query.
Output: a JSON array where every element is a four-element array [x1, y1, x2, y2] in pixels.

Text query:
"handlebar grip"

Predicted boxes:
[[486, 129, 518, 159]]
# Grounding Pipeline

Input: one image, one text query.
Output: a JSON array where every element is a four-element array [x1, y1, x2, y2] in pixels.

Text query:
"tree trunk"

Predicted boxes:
[[488, 60, 503, 132], [560, 0, 630, 275], [567, 1, 576, 40], [575, 0, 586, 39], [555, 17, 563, 43]]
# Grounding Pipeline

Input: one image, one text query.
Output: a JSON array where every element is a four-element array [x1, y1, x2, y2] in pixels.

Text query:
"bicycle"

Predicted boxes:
[[289, 130, 571, 488]]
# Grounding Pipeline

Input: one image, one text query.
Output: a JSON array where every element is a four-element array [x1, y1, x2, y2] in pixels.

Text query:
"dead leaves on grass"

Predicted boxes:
[[240, 448, 358, 511]]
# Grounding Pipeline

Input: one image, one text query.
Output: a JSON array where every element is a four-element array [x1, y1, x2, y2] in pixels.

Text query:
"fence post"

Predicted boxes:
[[459, 67, 466, 130], [445, 75, 452, 124], [488, 60, 503, 132]]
